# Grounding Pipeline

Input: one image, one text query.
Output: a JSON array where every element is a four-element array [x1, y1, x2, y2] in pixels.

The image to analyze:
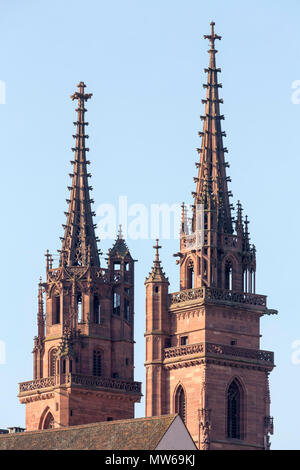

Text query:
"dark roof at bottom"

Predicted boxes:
[[0, 415, 178, 450]]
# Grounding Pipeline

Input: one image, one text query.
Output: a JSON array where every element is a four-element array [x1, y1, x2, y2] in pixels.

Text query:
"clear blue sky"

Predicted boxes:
[[0, 0, 299, 450]]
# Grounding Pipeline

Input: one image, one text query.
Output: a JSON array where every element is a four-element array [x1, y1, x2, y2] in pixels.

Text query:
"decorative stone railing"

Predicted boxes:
[[19, 374, 141, 395], [164, 342, 274, 364], [164, 343, 204, 358], [169, 286, 266, 308], [19, 376, 56, 393], [65, 374, 141, 394]]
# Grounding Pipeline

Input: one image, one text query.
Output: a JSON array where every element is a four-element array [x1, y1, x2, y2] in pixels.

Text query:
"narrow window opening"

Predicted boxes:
[[49, 349, 57, 376], [113, 292, 121, 315], [124, 298, 130, 322], [93, 295, 101, 324], [77, 293, 83, 323], [227, 381, 242, 439], [180, 336, 188, 346], [175, 386, 186, 423], [53, 296, 60, 324], [93, 350, 102, 377], [187, 262, 194, 289], [225, 260, 233, 290]]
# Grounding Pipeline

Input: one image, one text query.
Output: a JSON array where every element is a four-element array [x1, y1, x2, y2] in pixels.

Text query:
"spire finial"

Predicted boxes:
[[154, 239, 162, 262], [145, 239, 168, 284], [70, 81, 92, 102], [204, 20, 221, 53], [118, 224, 124, 239]]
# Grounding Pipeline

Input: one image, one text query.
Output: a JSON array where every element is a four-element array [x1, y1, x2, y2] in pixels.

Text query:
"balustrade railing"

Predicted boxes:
[[19, 374, 141, 395], [164, 341, 274, 364], [169, 286, 266, 307]]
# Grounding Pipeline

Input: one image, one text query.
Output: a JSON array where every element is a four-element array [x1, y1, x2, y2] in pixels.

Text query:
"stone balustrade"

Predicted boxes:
[[169, 286, 266, 308], [164, 341, 274, 364], [19, 374, 141, 395]]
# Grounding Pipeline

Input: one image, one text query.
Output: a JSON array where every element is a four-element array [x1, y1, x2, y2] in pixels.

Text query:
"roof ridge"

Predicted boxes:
[[0, 414, 177, 438]]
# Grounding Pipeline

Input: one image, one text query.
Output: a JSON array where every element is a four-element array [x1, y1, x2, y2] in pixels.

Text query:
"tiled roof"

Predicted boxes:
[[0, 415, 177, 450]]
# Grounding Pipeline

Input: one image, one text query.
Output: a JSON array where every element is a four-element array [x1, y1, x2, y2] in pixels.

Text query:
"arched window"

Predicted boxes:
[[43, 412, 54, 430], [225, 260, 233, 290], [93, 295, 101, 324], [187, 261, 194, 289], [93, 350, 102, 377], [175, 386, 186, 423], [227, 380, 242, 439]]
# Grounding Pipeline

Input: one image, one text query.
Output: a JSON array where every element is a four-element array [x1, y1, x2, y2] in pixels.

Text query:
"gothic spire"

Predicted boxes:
[[146, 239, 169, 283], [59, 82, 100, 267], [195, 21, 233, 233]]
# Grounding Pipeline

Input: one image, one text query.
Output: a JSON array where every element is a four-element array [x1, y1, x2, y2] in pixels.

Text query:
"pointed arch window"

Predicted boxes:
[[43, 412, 55, 430], [227, 380, 242, 439], [175, 386, 186, 423]]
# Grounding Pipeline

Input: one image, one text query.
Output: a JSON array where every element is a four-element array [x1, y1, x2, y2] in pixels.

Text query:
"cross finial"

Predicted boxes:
[[70, 81, 93, 102], [204, 20, 221, 51], [153, 239, 162, 261]]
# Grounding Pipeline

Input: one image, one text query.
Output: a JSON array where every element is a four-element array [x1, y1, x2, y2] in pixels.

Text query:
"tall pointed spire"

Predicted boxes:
[[59, 82, 100, 267], [195, 21, 232, 233]]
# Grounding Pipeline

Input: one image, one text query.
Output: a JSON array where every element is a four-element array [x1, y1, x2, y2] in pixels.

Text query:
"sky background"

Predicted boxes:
[[0, 0, 299, 450]]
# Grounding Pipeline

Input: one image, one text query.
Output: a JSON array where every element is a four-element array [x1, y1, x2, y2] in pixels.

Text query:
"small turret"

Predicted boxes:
[[145, 240, 170, 417]]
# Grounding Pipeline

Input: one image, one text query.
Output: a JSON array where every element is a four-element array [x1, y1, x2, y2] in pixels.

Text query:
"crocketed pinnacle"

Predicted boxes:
[[109, 225, 132, 259], [146, 239, 169, 283]]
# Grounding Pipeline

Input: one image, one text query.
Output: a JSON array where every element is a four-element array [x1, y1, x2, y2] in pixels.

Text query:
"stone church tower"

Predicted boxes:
[[19, 82, 141, 431], [145, 23, 276, 450]]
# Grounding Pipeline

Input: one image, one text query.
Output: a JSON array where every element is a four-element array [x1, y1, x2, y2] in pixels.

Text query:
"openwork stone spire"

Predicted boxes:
[[195, 21, 232, 234], [59, 82, 100, 267]]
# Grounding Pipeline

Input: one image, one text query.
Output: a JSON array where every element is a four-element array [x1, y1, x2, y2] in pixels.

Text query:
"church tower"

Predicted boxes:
[[19, 82, 141, 431], [145, 23, 276, 450]]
